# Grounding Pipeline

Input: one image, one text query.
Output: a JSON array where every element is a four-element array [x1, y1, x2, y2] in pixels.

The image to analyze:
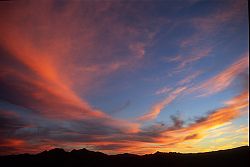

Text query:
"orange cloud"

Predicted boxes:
[[0, 1, 143, 145], [158, 88, 249, 146], [0, 139, 25, 147], [188, 90, 248, 132], [0, 1, 146, 121], [122, 86, 248, 154], [0, 0, 248, 155], [0, 88, 247, 155]]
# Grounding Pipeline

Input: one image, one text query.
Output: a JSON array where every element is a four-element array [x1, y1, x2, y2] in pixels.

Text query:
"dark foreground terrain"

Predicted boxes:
[[0, 146, 249, 167]]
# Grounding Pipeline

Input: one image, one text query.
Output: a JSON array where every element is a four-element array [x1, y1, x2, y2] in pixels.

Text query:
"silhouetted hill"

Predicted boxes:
[[0, 146, 249, 167]]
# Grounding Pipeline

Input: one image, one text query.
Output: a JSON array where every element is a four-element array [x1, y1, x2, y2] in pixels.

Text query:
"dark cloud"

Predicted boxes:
[[0, 0, 248, 155], [0, 109, 29, 135], [109, 100, 131, 114], [184, 134, 199, 140], [169, 115, 184, 130], [194, 116, 207, 124], [93, 144, 129, 151]]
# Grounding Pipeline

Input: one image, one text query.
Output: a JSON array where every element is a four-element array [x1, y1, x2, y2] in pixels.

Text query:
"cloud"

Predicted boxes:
[[0, 85, 248, 155], [178, 71, 202, 85], [177, 48, 212, 70], [0, 0, 162, 120], [0, 0, 155, 154], [129, 83, 248, 153], [189, 54, 249, 96], [165, 55, 182, 63], [129, 42, 146, 59], [190, 89, 248, 131], [155, 87, 173, 95], [181, 0, 247, 48], [109, 100, 131, 114], [0, 0, 159, 123], [169, 115, 184, 130], [0, 139, 26, 150], [165, 47, 212, 75], [0, 109, 27, 129], [0, 0, 248, 155], [166, 0, 247, 73], [138, 87, 187, 121], [153, 87, 248, 149], [184, 134, 200, 140], [194, 0, 246, 31]]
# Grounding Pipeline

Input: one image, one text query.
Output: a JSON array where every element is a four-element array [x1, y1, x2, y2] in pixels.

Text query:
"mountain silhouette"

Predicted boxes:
[[0, 146, 249, 167]]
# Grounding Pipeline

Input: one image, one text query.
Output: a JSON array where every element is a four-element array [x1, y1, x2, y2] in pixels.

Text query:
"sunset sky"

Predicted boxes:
[[0, 0, 249, 155]]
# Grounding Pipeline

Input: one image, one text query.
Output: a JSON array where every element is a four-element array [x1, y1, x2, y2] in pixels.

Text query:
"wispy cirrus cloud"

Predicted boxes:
[[139, 87, 187, 121], [178, 71, 203, 86], [0, 85, 248, 155], [189, 54, 248, 97], [0, 1, 151, 154], [0, 0, 248, 155], [129, 86, 247, 153], [177, 48, 212, 70], [165, 0, 247, 73], [155, 87, 173, 95], [129, 42, 146, 59], [181, 0, 247, 48], [0, 0, 162, 121], [147, 87, 249, 151]]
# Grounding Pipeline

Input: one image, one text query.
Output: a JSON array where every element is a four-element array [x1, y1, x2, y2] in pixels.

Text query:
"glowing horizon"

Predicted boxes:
[[0, 0, 248, 155]]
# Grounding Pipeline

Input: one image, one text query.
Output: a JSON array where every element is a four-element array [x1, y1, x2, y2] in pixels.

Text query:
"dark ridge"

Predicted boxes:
[[39, 148, 66, 155], [0, 146, 249, 167]]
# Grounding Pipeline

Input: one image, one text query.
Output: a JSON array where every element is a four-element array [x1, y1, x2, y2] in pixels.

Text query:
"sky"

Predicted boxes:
[[0, 0, 249, 155]]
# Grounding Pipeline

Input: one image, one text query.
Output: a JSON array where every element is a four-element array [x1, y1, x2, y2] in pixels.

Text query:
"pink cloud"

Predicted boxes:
[[0, 0, 248, 155], [0, 0, 145, 141], [178, 71, 202, 85], [190, 54, 248, 97], [129, 42, 146, 59], [177, 47, 212, 70], [155, 87, 173, 95], [139, 87, 187, 121], [181, 0, 247, 48], [165, 48, 212, 74]]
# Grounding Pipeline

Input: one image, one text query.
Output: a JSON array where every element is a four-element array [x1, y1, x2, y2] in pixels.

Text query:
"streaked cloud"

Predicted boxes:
[[177, 48, 212, 70], [181, 0, 247, 48], [155, 87, 173, 95], [178, 71, 202, 85], [165, 48, 212, 70], [0, 0, 248, 155], [190, 54, 248, 97], [129, 42, 146, 59], [0, 86, 248, 155], [152, 87, 249, 152], [139, 87, 187, 121]]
